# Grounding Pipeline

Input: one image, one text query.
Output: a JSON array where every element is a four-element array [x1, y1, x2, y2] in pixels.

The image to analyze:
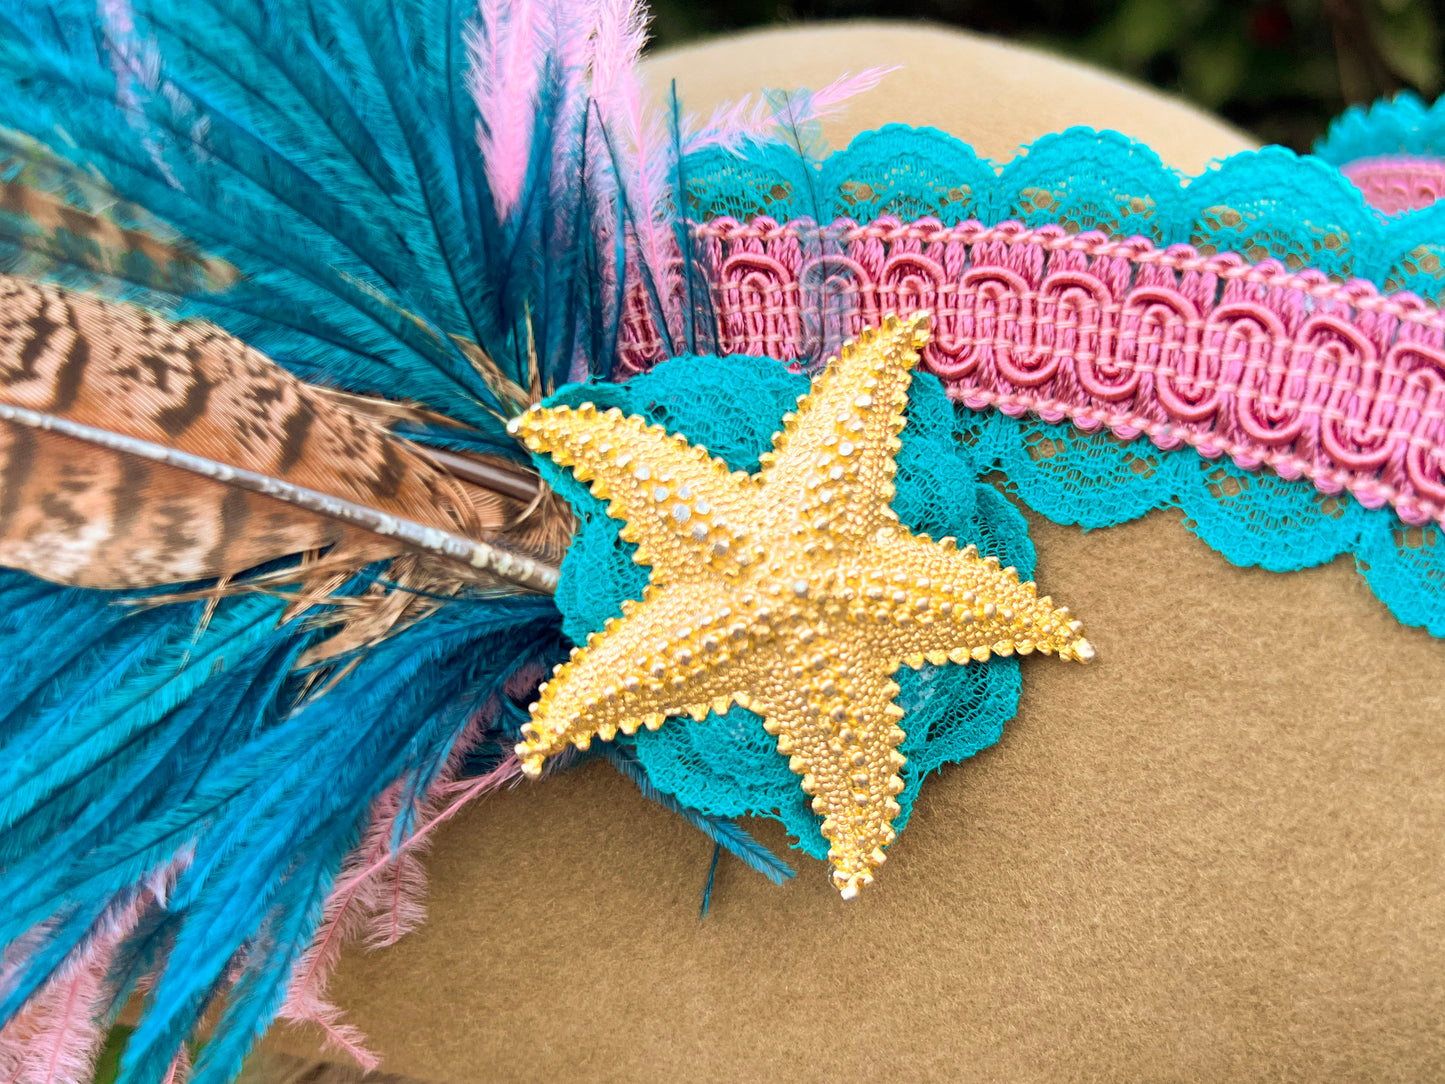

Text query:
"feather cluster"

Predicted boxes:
[[0, 0, 885, 1080]]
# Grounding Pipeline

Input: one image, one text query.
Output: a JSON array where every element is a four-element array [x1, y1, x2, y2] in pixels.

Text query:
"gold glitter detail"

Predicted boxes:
[[513, 313, 1094, 899]]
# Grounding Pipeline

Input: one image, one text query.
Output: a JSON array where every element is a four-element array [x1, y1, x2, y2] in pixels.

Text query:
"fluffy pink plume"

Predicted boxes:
[[467, 0, 545, 220], [278, 725, 525, 1071], [275, 782, 399, 1073], [588, 0, 688, 351], [0, 894, 149, 1084], [547, 0, 603, 188], [684, 66, 899, 153], [160, 1043, 191, 1084], [470, 0, 604, 223], [98, 0, 135, 34]]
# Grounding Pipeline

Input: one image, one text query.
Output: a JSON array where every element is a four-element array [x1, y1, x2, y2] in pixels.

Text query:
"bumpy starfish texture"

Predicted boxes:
[[512, 313, 1094, 898]]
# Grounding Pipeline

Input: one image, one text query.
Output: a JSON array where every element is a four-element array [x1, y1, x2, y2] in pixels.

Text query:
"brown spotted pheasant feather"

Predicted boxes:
[[0, 273, 559, 592]]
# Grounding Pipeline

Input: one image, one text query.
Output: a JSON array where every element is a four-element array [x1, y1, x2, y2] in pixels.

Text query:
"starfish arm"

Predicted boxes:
[[515, 314, 1098, 897], [515, 580, 764, 777], [758, 313, 930, 543], [859, 528, 1095, 664], [747, 643, 910, 900], [512, 403, 757, 584]]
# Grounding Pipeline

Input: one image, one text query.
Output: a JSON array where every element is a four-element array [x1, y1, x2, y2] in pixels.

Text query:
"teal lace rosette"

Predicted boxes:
[[535, 354, 1036, 858]]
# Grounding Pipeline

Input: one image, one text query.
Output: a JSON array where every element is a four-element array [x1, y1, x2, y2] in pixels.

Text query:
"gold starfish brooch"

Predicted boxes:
[[511, 313, 1094, 898]]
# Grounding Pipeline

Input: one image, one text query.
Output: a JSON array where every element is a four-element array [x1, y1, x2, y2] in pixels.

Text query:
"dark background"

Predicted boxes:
[[648, 0, 1444, 150]]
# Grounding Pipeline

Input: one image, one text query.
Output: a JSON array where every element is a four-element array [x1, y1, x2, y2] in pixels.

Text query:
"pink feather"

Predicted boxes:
[[468, 0, 545, 220], [0, 894, 149, 1084], [588, 0, 687, 350], [160, 1043, 191, 1084], [684, 66, 899, 153], [277, 714, 526, 1071], [471, 1, 608, 227], [275, 784, 396, 1073], [546, 0, 602, 166], [333, 755, 525, 927], [547, 0, 604, 231], [364, 852, 429, 953], [98, 0, 135, 34]]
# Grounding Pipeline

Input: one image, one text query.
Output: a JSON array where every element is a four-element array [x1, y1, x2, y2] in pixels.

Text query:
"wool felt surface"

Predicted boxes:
[[259, 24, 1445, 1082]]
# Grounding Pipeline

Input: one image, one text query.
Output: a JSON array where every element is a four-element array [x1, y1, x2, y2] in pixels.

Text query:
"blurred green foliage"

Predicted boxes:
[[95, 1025, 129, 1084], [648, 0, 1444, 149]]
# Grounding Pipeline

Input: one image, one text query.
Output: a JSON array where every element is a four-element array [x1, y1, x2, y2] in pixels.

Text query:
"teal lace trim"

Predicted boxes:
[[537, 355, 1035, 859], [1315, 91, 1445, 165], [963, 413, 1443, 636], [682, 123, 1445, 301]]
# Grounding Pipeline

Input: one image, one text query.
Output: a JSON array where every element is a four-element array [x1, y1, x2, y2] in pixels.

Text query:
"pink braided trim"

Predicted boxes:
[[617, 216, 1445, 527], [1342, 155, 1445, 215]]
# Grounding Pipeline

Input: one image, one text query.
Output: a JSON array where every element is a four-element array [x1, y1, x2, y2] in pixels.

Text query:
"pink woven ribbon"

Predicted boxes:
[[619, 216, 1445, 527], [1342, 155, 1445, 215]]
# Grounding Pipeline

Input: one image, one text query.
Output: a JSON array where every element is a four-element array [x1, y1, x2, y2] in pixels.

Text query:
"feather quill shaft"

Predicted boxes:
[[422, 448, 542, 503], [0, 402, 558, 593]]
